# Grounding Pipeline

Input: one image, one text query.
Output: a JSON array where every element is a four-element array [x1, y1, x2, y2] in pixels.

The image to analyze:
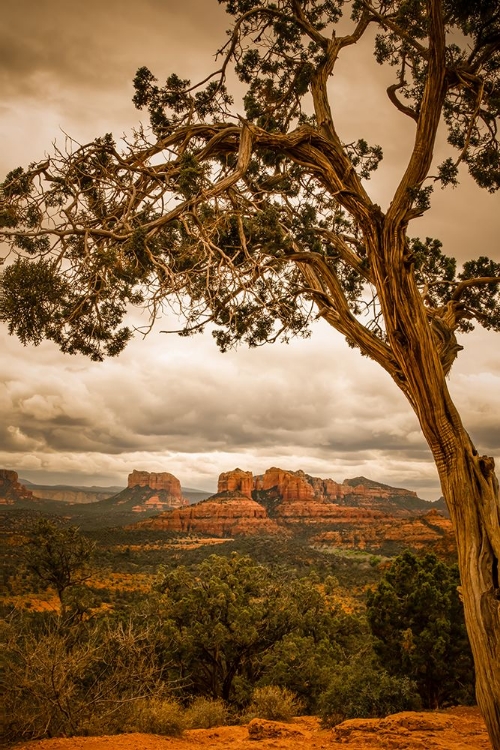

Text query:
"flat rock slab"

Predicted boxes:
[[13, 707, 491, 750]]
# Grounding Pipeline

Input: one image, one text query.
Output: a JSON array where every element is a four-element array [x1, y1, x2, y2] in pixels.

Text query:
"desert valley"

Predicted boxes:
[[2, 463, 491, 748]]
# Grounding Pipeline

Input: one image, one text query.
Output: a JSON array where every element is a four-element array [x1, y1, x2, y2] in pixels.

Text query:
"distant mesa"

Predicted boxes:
[[1, 465, 452, 555], [99, 470, 190, 514], [29, 485, 120, 504], [0, 470, 35, 506], [131, 466, 453, 555], [128, 469, 183, 494]]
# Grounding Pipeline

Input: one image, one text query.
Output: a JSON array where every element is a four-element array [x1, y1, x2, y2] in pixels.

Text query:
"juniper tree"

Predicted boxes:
[[23, 520, 95, 612], [367, 551, 474, 708], [0, 0, 499, 743]]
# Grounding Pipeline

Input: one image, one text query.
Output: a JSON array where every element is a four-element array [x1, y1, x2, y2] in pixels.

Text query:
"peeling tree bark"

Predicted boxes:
[[370, 232, 500, 749]]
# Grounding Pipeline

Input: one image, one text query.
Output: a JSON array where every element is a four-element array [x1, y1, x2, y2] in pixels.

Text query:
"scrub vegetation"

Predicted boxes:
[[0, 521, 474, 742]]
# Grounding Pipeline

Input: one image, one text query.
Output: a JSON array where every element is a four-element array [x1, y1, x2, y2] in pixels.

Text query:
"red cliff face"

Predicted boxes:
[[254, 467, 424, 515], [218, 469, 254, 499], [134, 491, 282, 536], [123, 466, 451, 553], [128, 470, 182, 495], [0, 470, 34, 505], [255, 468, 316, 502], [311, 509, 455, 553], [124, 470, 188, 512]]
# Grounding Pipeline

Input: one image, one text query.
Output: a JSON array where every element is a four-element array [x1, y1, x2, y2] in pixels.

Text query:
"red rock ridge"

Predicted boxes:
[[253, 467, 419, 505], [0, 470, 34, 505], [128, 470, 182, 495], [312, 509, 455, 552], [134, 491, 281, 536], [218, 469, 254, 498]]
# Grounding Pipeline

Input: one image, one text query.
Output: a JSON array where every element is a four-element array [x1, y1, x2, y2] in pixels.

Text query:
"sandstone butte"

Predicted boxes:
[[11, 707, 491, 750], [0, 469, 34, 505], [128, 469, 183, 494], [131, 467, 455, 553], [135, 490, 282, 536], [126, 470, 188, 512]]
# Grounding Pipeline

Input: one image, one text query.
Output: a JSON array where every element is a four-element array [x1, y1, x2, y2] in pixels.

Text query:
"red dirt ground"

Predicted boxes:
[[11, 707, 491, 750]]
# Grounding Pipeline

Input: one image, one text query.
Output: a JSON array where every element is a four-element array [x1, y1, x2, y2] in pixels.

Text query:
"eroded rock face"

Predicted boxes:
[[128, 470, 183, 496], [97, 470, 189, 513], [31, 488, 117, 504], [130, 466, 450, 550], [312, 509, 455, 553], [0, 470, 34, 505], [255, 468, 316, 502], [253, 467, 422, 513], [218, 469, 254, 499], [134, 491, 281, 536]]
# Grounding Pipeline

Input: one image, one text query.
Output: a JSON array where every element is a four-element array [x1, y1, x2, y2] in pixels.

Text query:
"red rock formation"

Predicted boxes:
[[311, 509, 455, 553], [218, 469, 254, 499], [253, 467, 428, 516], [133, 491, 282, 536], [276, 502, 387, 524], [0, 470, 34, 505], [113, 470, 189, 512], [128, 470, 182, 495], [255, 468, 316, 502]]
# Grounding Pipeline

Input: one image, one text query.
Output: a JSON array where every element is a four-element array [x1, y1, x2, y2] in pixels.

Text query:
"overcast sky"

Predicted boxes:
[[1, 0, 499, 497]]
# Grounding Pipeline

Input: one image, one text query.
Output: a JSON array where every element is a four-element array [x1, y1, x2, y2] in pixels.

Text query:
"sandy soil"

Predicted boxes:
[[10, 707, 491, 750]]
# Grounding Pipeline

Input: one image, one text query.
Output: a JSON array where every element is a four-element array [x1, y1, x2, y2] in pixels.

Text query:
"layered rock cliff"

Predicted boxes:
[[97, 470, 188, 514], [135, 491, 281, 536], [217, 467, 437, 516], [218, 469, 254, 499], [311, 508, 455, 555], [30, 487, 119, 504], [134, 467, 451, 554], [0, 470, 35, 506], [128, 470, 183, 495]]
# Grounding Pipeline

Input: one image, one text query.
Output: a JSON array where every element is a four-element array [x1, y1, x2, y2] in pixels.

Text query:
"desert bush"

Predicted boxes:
[[184, 697, 229, 728], [1, 613, 173, 741], [155, 553, 360, 705], [318, 660, 421, 727], [367, 551, 474, 708], [122, 697, 186, 736], [244, 686, 303, 722]]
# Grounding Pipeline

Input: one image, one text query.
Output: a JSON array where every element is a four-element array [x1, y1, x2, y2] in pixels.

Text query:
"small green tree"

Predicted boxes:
[[23, 520, 95, 613], [367, 550, 474, 708], [155, 553, 344, 704], [319, 657, 421, 726]]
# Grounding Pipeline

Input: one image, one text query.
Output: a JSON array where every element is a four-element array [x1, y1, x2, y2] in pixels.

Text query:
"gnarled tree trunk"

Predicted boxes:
[[374, 235, 500, 748], [439, 438, 500, 744]]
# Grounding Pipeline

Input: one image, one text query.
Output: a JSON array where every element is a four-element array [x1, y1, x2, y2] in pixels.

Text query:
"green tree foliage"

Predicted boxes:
[[23, 520, 95, 613], [367, 551, 475, 708], [318, 657, 421, 726], [154, 553, 353, 704], [0, 2, 499, 360]]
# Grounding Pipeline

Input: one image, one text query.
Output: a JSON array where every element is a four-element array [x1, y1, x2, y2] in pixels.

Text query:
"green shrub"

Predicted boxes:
[[185, 697, 229, 728], [244, 686, 303, 722], [123, 698, 186, 736], [1, 614, 174, 742], [367, 551, 474, 708], [319, 661, 421, 727]]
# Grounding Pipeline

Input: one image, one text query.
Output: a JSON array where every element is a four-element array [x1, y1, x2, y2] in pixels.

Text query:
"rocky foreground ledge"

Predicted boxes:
[[14, 707, 490, 750]]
